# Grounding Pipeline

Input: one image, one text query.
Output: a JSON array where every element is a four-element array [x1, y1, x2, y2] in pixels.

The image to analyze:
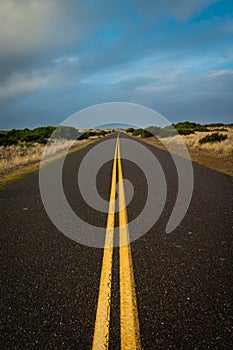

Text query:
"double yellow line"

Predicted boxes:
[[92, 136, 141, 350]]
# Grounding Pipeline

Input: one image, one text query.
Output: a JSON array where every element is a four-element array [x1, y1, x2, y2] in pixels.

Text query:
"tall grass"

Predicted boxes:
[[161, 128, 233, 159], [0, 139, 88, 176]]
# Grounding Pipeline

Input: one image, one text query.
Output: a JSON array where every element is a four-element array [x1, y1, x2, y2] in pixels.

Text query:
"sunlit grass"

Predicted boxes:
[[161, 127, 233, 158], [0, 139, 89, 176]]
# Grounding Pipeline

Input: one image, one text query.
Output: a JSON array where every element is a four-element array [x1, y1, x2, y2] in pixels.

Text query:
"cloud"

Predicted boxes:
[[0, 0, 232, 128], [0, 71, 49, 100], [0, 0, 57, 58], [53, 56, 79, 66], [203, 69, 233, 78], [166, 0, 220, 20], [134, 0, 220, 21]]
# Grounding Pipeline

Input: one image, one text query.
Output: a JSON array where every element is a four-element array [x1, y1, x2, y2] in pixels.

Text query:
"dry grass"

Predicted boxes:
[[133, 127, 233, 176], [0, 139, 92, 178], [163, 128, 233, 159]]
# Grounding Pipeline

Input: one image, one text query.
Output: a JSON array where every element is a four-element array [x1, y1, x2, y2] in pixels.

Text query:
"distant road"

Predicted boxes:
[[1, 133, 232, 349]]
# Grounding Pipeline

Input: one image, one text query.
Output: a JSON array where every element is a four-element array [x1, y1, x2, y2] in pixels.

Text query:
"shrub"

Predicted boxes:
[[146, 126, 161, 136], [174, 121, 209, 132], [78, 131, 91, 140], [132, 129, 144, 136], [194, 125, 209, 132], [0, 126, 56, 146], [131, 128, 157, 138], [174, 121, 198, 129], [199, 133, 227, 144], [126, 128, 135, 133], [53, 126, 79, 140], [141, 130, 153, 138], [159, 126, 177, 138], [205, 123, 225, 127], [146, 125, 177, 137], [95, 130, 106, 136], [0, 136, 15, 146], [177, 129, 195, 135]]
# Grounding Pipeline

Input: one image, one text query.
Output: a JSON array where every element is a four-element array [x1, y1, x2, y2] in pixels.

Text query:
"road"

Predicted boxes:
[[0, 133, 232, 349]]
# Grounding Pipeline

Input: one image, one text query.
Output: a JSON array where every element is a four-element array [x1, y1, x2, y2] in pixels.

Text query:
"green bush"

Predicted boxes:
[[53, 126, 79, 140], [125, 128, 135, 133], [205, 123, 225, 127], [78, 130, 106, 140], [0, 126, 110, 146], [177, 129, 195, 135], [199, 132, 227, 144], [146, 125, 177, 138], [78, 131, 91, 140], [141, 130, 153, 138], [0, 126, 56, 146], [95, 130, 106, 136], [132, 129, 144, 136], [0, 136, 15, 146], [174, 121, 198, 129], [174, 121, 209, 132], [131, 128, 158, 138], [145, 126, 161, 136], [194, 125, 210, 132], [159, 126, 177, 138]]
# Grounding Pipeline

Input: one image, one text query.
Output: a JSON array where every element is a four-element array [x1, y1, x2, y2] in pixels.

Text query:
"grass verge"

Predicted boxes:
[[130, 127, 233, 177], [0, 138, 99, 189]]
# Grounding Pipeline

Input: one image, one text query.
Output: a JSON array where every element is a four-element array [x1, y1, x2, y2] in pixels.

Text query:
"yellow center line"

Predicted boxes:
[[118, 138, 142, 350], [92, 138, 118, 350], [92, 134, 141, 349]]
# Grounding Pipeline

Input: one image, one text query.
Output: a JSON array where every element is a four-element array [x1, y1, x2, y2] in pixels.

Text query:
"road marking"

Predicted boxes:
[[92, 135, 141, 349], [92, 139, 118, 350], [118, 138, 142, 350]]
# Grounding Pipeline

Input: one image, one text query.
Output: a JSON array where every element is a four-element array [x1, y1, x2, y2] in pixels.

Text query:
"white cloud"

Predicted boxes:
[[204, 70, 233, 78], [53, 56, 79, 66]]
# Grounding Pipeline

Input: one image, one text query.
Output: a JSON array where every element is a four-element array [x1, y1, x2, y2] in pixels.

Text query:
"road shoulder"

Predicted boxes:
[[129, 135, 233, 177]]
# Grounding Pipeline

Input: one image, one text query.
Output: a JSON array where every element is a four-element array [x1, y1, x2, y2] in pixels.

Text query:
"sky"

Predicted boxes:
[[0, 0, 232, 129]]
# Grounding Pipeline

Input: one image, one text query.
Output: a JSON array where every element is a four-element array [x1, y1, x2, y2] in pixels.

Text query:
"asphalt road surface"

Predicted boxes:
[[1, 133, 232, 349]]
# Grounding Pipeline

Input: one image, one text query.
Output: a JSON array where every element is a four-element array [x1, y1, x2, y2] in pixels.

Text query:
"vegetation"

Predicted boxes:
[[158, 126, 177, 137], [199, 132, 227, 144], [141, 130, 153, 138], [174, 121, 210, 132], [145, 126, 177, 138], [129, 122, 229, 139], [176, 129, 195, 135], [130, 125, 194, 138], [172, 121, 210, 135], [0, 139, 93, 179], [204, 123, 225, 127], [78, 130, 108, 140], [0, 126, 115, 182], [129, 126, 176, 138], [132, 129, 144, 136], [53, 126, 80, 140], [0, 126, 113, 146], [0, 126, 56, 146], [125, 127, 135, 133], [137, 126, 233, 176], [211, 128, 228, 132]]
